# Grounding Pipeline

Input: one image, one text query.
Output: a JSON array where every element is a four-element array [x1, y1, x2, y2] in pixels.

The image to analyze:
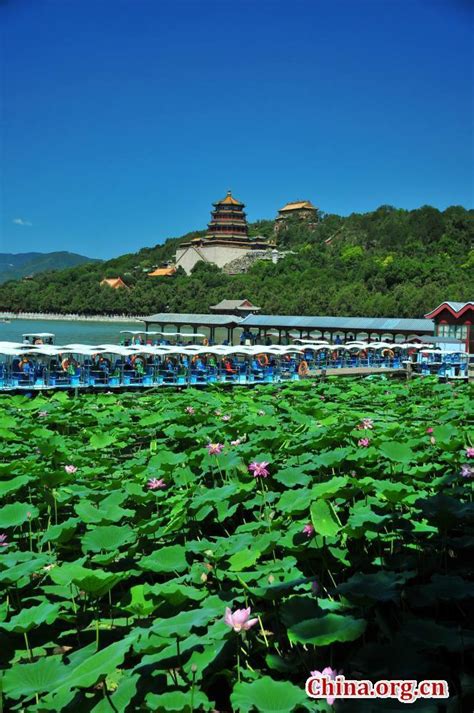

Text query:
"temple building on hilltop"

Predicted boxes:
[[274, 200, 318, 233], [175, 191, 272, 274]]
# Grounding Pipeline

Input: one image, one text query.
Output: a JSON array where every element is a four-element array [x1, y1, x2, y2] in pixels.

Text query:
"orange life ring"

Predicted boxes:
[[298, 360, 309, 377], [382, 349, 394, 358], [257, 354, 269, 367], [61, 358, 71, 372]]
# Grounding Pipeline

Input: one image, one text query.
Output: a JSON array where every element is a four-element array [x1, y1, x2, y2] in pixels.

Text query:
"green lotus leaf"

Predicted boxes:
[[145, 689, 212, 712], [228, 548, 261, 571], [90, 673, 139, 712], [139, 545, 188, 573], [338, 572, 410, 603], [288, 613, 367, 646], [75, 492, 135, 524], [272, 467, 311, 488], [41, 517, 80, 545], [311, 475, 349, 499], [231, 676, 309, 713], [81, 524, 136, 553], [89, 432, 117, 449], [378, 441, 414, 464], [50, 637, 133, 693], [0, 502, 39, 527], [1, 601, 61, 633], [310, 499, 340, 537], [2, 657, 66, 699], [0, 552, 50, 585], [0, 475, 32, 496]]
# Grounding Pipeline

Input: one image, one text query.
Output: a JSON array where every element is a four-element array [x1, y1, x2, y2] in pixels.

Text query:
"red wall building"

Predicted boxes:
[[424, 302, 474, 353]]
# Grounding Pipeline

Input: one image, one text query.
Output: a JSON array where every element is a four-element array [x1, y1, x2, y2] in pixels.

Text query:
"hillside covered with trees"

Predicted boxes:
[[0, 205, 472, 318], [0, 251, 99, 284]]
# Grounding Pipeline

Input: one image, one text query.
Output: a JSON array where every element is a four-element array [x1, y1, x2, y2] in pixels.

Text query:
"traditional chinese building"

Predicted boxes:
[[424, 301, 474, 353], [274, 200, 318, 233], [175, 191, 272, 274]]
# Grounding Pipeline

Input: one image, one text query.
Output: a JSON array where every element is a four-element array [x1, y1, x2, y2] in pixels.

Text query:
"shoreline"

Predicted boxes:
[[0, 312, 145, 323]]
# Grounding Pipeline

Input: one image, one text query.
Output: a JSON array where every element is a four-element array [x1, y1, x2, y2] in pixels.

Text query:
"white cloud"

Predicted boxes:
[[12, 218, 32, 226]]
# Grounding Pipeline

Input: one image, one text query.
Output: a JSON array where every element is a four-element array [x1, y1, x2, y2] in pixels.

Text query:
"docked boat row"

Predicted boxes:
[[0, 334, 469, 390]]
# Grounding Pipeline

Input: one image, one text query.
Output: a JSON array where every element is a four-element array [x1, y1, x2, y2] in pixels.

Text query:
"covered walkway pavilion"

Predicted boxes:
[[141, 312, 435, 345], [238, 314, 434, 344], [141, 312, 242, 343]]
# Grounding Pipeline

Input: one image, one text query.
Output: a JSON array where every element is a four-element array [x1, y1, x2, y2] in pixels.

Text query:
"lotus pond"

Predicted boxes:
[[0, 378, 473, 712]]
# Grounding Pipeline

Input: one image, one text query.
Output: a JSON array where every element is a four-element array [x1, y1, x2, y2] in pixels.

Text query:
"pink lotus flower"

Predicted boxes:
[[231, 439, 241, 446], [426, 427, 434, 434], [147, 478, 166, 490], [466, 447, 474, 458], [357, 438, 370, 447], [224, 606, 258, 633], [461, 464, 474, 478], [357, 418, 373, 430], [222, 415, 231, 422], [248, 461, 270, 478], [185, 406, 195, 415], [0, 534, 8, 548], [303, 523, 314, 537], [64, 465, 77, 474], [309, 667, 340, 705], [207, 442, 224, 455]]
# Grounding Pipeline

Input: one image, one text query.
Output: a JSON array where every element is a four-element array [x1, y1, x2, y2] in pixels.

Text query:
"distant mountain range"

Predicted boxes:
[[0, 252, 101, 284]]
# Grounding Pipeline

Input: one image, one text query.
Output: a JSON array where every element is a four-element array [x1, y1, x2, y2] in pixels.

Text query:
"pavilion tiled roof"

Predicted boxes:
[[210, 299, 261, 311], [214, 191, 243, 206], [278, 200, 317, 212]]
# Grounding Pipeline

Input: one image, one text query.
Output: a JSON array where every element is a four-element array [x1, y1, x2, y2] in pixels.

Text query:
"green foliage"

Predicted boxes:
[[0, 379, 472, 710], [0, 205, 472, 316]]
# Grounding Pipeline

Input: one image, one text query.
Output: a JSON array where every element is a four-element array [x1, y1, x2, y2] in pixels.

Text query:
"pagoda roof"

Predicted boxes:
[[214, 191, 244, 207], [278, 200, 317, 212]]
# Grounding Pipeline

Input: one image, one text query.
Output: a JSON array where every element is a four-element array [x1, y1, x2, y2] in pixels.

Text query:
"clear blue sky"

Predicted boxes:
[[1, 0, 472, 259]]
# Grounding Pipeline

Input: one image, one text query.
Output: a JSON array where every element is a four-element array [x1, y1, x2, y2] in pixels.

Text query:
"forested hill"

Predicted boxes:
[[0, 251, 100, 284], [0, 205, 472, 318]]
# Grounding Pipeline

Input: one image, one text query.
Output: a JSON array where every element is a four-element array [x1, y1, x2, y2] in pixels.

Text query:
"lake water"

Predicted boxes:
[[0, 318, 232, 346], [0, 319, 141, 345]]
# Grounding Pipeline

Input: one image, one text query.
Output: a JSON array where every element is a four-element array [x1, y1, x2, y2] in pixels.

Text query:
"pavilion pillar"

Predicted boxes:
[[278, 329, 282, 345], [193, 325, 198, 344]]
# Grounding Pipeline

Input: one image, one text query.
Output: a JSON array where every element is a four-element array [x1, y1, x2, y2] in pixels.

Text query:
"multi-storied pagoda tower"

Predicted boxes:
[[206, 191, 249, 242], [175, 191, 272, 274]]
